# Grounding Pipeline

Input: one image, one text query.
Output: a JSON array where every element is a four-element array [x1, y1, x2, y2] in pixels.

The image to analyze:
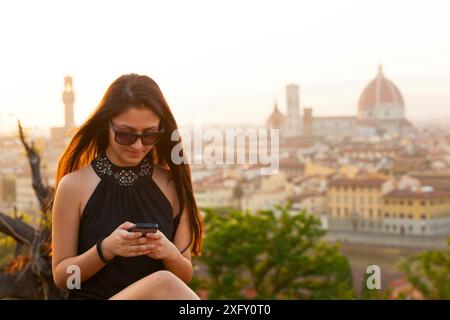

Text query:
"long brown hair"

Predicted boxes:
[[54, 73, 203, 255]]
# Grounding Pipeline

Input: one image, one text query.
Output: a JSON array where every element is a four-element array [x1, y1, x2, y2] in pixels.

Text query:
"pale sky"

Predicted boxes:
[[0, 0, 449, 133]]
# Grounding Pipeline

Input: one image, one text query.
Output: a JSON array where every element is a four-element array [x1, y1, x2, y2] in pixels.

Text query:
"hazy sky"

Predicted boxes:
[[0, 0, 449, 133]]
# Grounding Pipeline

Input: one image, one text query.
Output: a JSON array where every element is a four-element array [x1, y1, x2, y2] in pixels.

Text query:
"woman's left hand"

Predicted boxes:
[[145, 230, 180, 262]]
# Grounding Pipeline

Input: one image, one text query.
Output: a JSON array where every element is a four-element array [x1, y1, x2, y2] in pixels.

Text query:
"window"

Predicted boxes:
[[421, 214, 426, 220], [399, 201, 404, 205], [421, 201, 426, 206], [393, 225, 397, 230], [421, 226, 426, 233], [385, 213, 390, 218], [385, 200, 389, 205], [408, 201, 413, 205], [408, 214, 413, 219], [386, 225, 390, 230], [409, 225, 413, 232], [400, 213, 404, 219]]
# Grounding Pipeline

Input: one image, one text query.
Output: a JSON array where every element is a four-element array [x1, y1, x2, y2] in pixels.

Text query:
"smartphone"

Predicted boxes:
[[127, 223, 159, 236]]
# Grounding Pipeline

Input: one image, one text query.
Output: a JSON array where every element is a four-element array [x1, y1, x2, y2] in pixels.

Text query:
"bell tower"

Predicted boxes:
[[62, 75, 75, 128]]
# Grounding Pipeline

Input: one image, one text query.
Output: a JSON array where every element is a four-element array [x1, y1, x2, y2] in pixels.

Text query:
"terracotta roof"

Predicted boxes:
[[358, 65, 405, 111], [266, 102, 286, 128], [291, 192, 327, 202], [329, 178, 386, 188], [279, 159, 305, 168], [385, 189, 450, 199]]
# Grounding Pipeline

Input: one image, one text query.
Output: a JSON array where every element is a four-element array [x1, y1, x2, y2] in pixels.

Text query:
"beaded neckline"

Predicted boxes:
[[92, 151, 153, 187]]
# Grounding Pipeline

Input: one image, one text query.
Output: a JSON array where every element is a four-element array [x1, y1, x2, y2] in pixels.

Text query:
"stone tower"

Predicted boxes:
[[62, 75, 75, 128], [285, 83, 301, 136]]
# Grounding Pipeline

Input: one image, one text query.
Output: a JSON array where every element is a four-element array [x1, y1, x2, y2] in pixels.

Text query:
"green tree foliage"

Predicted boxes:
[[0, 234, 15, 266], [400, 237, 450, 300], [192, 205, 355, 299]]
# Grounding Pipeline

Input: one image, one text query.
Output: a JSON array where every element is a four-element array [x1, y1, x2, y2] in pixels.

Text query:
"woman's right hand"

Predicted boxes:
[[101, 221, 152, 260]]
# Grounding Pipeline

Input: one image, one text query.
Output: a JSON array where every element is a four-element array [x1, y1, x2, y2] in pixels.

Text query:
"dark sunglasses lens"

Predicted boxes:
[[142, 133, 162, 145], [115, 132, 137, 145]]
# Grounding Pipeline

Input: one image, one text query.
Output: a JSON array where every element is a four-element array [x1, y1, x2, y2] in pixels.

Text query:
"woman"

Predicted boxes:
[[51, 73, 203, 300]]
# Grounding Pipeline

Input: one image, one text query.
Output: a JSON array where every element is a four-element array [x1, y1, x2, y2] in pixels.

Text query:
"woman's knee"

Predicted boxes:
[[149, 271, 200, 299], [147, 270, 182, 288], [110, 270, 198, 300]]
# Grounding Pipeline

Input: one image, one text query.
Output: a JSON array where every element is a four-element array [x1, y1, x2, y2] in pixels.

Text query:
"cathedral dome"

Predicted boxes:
[[358, 65, 405, 120], [266, 102, 285, 129]]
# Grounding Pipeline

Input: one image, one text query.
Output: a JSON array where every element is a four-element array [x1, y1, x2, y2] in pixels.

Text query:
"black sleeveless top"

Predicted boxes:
[[67, 150, 183, 300]]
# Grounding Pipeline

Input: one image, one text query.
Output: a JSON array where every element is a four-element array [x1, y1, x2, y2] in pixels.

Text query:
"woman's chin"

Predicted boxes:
[[122, 150, 145, 163]]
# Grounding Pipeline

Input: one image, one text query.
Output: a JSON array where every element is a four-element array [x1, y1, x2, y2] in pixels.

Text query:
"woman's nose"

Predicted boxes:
[[131, 137, 144, 149]]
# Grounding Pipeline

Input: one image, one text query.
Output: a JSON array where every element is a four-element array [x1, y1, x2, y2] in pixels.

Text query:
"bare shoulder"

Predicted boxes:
[[57, 170, 80, 192], [152, 164, 178, 217], [55, 164, 100, 217], [57, 164, 96, 190], [77, 163, 98, 181]]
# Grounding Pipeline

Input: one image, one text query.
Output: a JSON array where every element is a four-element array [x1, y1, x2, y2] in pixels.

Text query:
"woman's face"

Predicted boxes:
[[107, 106, 161, 166]]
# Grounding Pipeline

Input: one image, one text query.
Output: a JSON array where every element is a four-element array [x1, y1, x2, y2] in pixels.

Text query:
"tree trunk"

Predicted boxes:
[[0, 120, 64, 299]]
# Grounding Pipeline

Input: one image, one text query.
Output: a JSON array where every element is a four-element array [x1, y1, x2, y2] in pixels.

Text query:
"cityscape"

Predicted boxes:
[[0, 1, 449, 302], [1, 65, 449, 298]]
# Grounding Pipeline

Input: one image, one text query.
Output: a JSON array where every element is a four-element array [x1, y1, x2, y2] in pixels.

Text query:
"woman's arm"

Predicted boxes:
[[51, 174, 107, 289], [162, 203, 193, 284], [52, 174, 153, 289], [149, 166, 194, 284]]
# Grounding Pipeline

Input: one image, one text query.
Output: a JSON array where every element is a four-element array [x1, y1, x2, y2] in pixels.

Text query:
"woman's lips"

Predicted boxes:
[[127, 150, 142, 157]]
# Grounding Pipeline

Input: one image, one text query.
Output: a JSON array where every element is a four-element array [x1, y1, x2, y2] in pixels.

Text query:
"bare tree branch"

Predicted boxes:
[[0, 211, 35, 245], [0, 120, 64, 300], [18, 120, 53, 214]]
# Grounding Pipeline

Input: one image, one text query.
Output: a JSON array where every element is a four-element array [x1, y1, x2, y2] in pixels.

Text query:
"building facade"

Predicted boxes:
[[383, 188, 450, 236], [327, 178, 450, 237], [266, 65, 415, 139]]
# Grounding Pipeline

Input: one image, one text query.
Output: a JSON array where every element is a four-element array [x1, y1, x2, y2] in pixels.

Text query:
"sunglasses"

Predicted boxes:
[[109, 121, 164, 146]]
